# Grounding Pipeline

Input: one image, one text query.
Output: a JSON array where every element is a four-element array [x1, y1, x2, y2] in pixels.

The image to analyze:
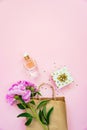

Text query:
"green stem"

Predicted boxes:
[[28, 103, 48, 130], [48, 125, 50, 130], [18, 98, 48, 130]]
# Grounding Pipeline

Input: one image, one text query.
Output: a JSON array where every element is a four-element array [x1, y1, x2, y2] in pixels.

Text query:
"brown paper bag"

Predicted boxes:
[[26, 83, 68, 130]]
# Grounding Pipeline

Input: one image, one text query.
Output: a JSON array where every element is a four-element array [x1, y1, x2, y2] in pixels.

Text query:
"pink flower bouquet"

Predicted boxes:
[[6, 80, 53, 130]]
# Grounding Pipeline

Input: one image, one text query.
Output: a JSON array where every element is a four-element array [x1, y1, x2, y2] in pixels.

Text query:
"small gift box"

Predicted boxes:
[[51, 67, 73, 88]]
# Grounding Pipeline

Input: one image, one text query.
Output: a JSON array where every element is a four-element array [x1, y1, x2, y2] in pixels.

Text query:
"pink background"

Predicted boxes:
[[0, 0, 87, 130]]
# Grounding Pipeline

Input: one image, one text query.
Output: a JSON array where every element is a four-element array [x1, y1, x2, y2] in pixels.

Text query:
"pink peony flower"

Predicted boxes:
[[6, 80, 37, 105]]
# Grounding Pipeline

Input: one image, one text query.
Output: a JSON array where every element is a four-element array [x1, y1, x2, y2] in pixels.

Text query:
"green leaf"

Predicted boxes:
[[42, 106, 47, 119], [29, 100, 35, 105], [39, 110, 43, 123], [25, 118, 33, 126], [36, 91, 42, 96], [17, 112, 33, 118], [17, 103, 25, 109], [47, 107, 54, 124], [19, 96, 27, 107], [37, 100, 50, 109], [39, 110, 47, 125]]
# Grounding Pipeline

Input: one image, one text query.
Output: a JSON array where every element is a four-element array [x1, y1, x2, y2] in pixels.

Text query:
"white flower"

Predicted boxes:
[[51, 67, 73, 88]]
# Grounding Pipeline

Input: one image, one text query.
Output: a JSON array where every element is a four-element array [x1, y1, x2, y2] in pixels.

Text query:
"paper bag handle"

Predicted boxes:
[[37, 82, 55, 99]]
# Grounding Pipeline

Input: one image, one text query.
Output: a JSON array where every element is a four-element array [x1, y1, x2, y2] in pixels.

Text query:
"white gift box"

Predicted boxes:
[[51, 67, 73, 88]]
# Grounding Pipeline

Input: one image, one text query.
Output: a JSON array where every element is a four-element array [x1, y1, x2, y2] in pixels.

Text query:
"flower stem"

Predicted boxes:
[[27, 103, 48, 130], [48, 125, 50, 130], [19, 98, 48, 130]]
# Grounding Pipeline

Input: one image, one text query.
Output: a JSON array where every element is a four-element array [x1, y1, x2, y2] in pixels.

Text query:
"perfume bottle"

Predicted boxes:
[[23, 53, 39, 78]]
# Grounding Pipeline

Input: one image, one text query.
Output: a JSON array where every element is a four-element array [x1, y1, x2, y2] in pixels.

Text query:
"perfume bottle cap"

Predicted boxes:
[[24, 53, 30, 60]]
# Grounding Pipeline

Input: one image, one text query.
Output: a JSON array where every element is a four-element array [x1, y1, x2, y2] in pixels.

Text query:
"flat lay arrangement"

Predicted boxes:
[[0, 1, 86, 130], [6, 53, 74, 130]]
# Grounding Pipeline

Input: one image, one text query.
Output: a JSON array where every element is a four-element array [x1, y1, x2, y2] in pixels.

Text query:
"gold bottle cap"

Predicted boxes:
[[24, 53, 30, 60]]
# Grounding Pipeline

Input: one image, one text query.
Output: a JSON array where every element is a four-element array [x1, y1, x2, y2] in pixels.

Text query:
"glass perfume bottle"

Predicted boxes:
[[23, 53, 39, 78]]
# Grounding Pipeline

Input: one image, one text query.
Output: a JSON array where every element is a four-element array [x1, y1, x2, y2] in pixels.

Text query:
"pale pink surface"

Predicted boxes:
[[0, 0, 87, 130]]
